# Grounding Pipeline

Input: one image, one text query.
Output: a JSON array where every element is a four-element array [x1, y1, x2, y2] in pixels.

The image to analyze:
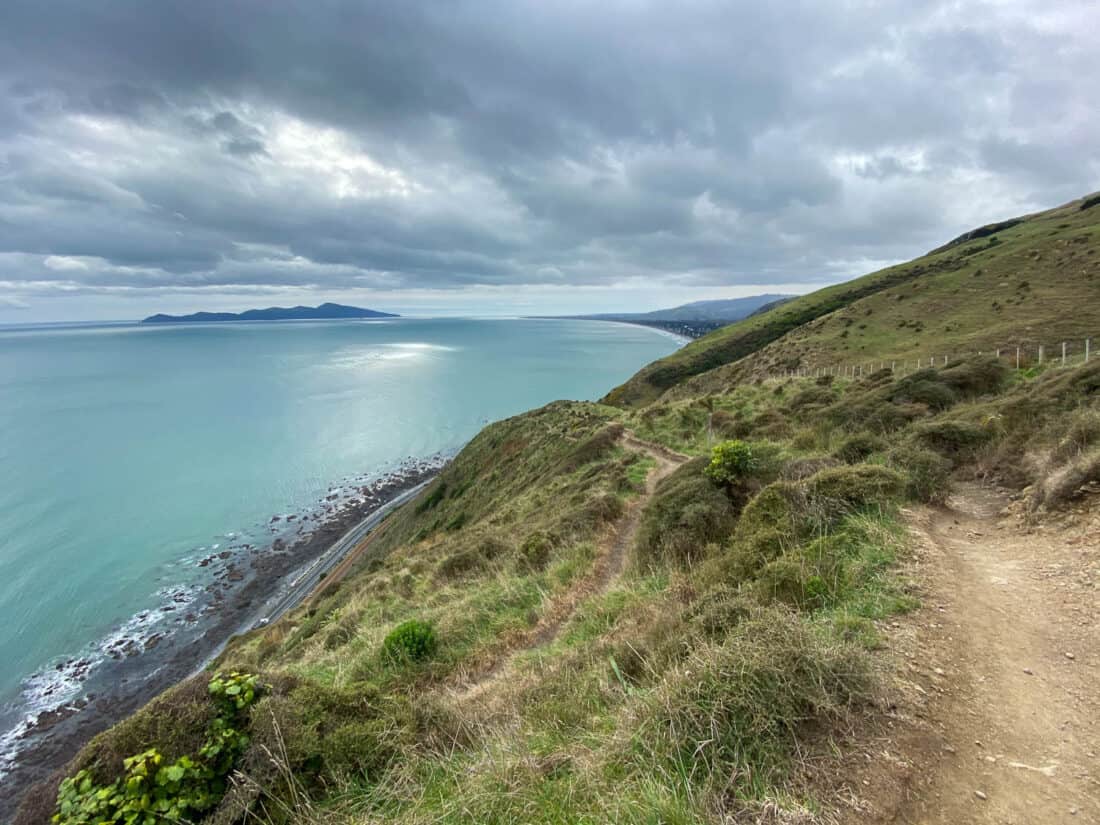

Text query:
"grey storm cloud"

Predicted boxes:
[[0, 0, 1098, 310]]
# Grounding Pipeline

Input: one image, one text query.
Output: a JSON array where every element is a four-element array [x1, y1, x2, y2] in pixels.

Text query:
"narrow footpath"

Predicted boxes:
[[854, 484, 1100, 824], [452, 433, 688, 701]]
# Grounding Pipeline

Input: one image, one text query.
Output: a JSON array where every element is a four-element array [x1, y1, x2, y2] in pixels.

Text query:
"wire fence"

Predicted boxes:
[[768, 338, 1095, 381]]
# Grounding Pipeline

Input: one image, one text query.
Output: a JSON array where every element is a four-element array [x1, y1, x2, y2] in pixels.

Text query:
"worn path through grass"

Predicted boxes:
[[450, 433, 688, 702]]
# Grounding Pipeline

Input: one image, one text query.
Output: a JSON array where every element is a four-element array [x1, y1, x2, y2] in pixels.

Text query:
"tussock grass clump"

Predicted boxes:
[[436, 534, 509, 580], [910, 419, 993, 463], [779, 455, 840, 481], [803, 464, 905, 517], [720, 465, 904, 584], [1051, 408, 1100, 463], [558, 422, 625, 473], [1033, 448, 1100, 510], [515, 530, 555, 571], [938, 357, 1009, 398], [889, 370, 959, 410], [887, 443, 952, 502], [627, 607, 873, 799], [636, 458, 740, 568], [833, 432, 887, 464], [754, 512, 913, 616], [784, 383, 836, 413], [245, 680, 416, 790]]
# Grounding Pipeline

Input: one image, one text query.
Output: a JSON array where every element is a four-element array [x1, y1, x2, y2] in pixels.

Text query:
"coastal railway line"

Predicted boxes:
[[250, 478, 434, 628]]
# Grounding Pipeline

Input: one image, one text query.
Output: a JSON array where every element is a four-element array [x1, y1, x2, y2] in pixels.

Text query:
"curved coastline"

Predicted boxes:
[[0, 457, 444, 818]]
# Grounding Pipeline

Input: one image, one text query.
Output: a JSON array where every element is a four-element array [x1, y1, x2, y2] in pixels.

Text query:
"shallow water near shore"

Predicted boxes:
[[0, 316, 679, 788]]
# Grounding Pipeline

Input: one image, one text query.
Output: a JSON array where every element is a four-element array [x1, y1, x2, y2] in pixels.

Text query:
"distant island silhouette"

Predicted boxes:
[[141, 302, 399, 324]]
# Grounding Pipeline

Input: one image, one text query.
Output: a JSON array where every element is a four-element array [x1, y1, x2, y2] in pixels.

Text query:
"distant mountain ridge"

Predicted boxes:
[[141, 302, 398, 324], [568, 294, 795, 323]]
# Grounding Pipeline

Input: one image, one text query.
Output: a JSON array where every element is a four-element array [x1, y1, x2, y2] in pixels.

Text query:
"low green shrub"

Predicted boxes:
[[382, 619, 438, 663], [53, 673, 259, 825], [578, 492, 626, 531], [323, 608, 363, 650], [704, 440, 758, 486], [825, 395, 924, 433]]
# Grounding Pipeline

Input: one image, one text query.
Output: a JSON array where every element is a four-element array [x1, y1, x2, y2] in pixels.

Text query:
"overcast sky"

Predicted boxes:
[[0, 1, 1097, 322]]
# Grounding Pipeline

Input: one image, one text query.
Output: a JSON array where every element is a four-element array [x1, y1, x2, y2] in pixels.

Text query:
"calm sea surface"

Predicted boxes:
[[0, 317, 678, 753]]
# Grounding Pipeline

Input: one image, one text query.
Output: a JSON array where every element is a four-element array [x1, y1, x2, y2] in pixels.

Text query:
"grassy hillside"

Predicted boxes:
[[22, 193, 1100, 825], [605, 192, 1100, 407]]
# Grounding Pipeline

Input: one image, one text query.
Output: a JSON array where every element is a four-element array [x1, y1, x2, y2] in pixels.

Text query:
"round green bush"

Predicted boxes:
[[382, 619, 438, 662], [704, 440, 757, 486]]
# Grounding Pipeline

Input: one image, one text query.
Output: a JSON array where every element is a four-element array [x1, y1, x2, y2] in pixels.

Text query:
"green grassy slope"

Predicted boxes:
[[24, 192, 1100, 825], [605, 192, 1100, 407]]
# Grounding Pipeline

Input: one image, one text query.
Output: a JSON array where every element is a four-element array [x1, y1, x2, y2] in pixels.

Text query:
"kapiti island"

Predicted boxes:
[[141, 302, 398, 324]]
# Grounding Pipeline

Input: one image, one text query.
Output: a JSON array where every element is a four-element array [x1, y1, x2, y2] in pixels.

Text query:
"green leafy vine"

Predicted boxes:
[[53, 672, 260, 825]]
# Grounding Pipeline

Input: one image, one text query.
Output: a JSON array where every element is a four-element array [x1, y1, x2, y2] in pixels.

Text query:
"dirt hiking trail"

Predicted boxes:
[[854, 483, 1099, 824], [450, 433, 688, 701]]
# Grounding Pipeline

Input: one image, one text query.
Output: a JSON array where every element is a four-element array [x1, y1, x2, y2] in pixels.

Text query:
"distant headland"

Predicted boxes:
[[141, 302, 399, 324]]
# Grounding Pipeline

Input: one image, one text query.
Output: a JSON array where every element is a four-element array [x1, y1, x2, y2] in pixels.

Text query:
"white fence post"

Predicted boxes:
[[1062, 341, 1067, 366], [1087, 338, 1091, 363], [1039, 345, 1044, 365], [1016, 347, 1020, 370]]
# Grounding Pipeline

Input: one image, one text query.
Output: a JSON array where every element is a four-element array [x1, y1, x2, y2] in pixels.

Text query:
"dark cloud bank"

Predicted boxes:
[[0, 0, 1097, 320]]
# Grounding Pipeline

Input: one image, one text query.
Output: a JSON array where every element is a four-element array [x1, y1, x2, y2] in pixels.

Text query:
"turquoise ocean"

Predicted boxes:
[[0, 316, 679, 776]]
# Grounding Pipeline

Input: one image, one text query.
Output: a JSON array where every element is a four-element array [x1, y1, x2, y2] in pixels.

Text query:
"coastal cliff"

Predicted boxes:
[[17, 192, 1100, 824]]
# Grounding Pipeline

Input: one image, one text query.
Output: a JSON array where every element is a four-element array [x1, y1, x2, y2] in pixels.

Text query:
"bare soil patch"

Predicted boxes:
[[836, 483, 1099, 823]]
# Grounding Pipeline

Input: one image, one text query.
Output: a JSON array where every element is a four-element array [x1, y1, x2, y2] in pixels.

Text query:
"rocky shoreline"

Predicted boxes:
[[0, 455, 445, 819]]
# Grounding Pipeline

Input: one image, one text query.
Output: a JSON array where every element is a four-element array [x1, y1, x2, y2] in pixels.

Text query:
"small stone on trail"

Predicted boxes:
[[1023, 667, 1033, 675], [975, 790, 988, 800], [1064, 651, 1075, 660]]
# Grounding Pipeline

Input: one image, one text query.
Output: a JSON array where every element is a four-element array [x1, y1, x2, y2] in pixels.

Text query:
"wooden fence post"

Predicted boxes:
[[1039, 345, 1044, 365], [1062, 341, 1067, 366]]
